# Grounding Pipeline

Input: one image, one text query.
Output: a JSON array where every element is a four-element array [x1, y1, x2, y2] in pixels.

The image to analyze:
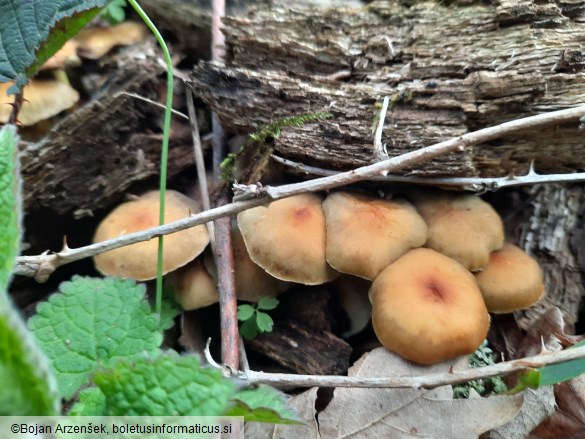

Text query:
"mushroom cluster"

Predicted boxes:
[[92, 188, 544, 366]]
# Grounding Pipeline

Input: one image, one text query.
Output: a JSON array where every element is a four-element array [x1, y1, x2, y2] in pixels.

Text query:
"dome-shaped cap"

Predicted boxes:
[[370, 248, 490, 365], [237, 193, 339, 285], [93, 190, 209, 280]]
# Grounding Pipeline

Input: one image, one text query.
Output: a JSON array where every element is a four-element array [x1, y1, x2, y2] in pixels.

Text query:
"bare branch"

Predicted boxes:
[[14, 104, 585, 281], [272, 156, 585, 193], [186, 87, 215, 250], [234, 345, 585, 389]]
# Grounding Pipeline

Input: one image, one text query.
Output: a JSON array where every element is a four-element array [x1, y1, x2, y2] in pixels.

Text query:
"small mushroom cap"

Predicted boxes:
[[475, 243, 544, 313], [40, 40, 81, 70], [411, 192, 504, 271], [204, 222, 292, 302], [370, 248, 490, 365], [0, 80, 79, 126], [93, 190, 209, 280], [75, 22, 148, 59], [323, 191, 428, 280], [237, 193, 339, 285], [169, 258, 219, 310]]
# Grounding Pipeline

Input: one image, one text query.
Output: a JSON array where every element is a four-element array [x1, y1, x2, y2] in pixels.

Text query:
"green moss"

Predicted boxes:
[[220, 112, 333, 181], [247, 112, 334, 146], [452, 341, 508, 399], [220, 152, 237, 182]]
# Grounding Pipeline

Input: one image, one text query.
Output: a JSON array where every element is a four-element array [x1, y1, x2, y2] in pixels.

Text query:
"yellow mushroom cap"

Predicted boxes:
[[237, 193, 339, 285], [169, 258, 219, 310], [370, 248, 490, 365], [75, 22, 148, 59], [475, 243, 544, 313], [411, 192, 504, 271], [93, 190, 209, 280], [0, 80, 79, 126], [204, 222, 292, 302], [323, 191, 428, 280]]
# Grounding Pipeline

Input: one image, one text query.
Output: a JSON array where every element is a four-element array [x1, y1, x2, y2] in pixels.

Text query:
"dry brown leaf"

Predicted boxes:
[[250, 348, 523, 439], [317, 348, 523, 438], [528, 375, 585, 439], [490, 386, 555, 439]]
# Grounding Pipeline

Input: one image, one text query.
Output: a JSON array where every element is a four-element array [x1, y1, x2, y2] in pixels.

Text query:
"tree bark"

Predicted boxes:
[[190, 0, 585, 180]]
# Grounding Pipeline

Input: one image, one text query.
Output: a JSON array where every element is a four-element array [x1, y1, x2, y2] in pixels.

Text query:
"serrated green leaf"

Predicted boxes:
[[237, 304, 255, 321], [257, 297, 279, 311], [93, 353, 237, 416], [256, 311, 274, 333], [68, 387, 107, 416], [159, 298, 180, 331], [226, 385, 298, 424], [0, 299, 60, 415], [0, 125, 20, 292], [240, 318, 258, 340], [0, 0, 109, 93], [28, 276, 164, 399]]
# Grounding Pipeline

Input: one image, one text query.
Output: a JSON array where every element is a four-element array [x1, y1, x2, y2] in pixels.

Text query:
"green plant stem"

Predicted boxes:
[[127, 0, 173, 316]]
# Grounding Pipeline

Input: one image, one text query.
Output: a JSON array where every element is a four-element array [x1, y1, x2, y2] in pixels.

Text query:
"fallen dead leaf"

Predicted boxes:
[[248, 348, 524, 438]]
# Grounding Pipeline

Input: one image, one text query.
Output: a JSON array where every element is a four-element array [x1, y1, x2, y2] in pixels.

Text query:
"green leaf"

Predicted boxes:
[[537, 341, 585, 386], [0, 300, 61, 415], [237, 304, 255, 321], [257, 297, 279, 311], [0, 0, 109, 93], [240, 318, 258, 340], [68, 387, 107, 416], [0, 125, 20, 292], [159, 298, 180, 331], [28, 276, 164, 399], [256, 311, 274, 333], [101, 0, 126, 24], [93, 353, 237, 415], [226, 385, 298, 424]]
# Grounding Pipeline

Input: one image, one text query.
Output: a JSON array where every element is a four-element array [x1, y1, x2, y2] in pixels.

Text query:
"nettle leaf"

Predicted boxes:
[[257, 297, 279, 311], [256, 311, 274, 333], [68, 387, 107, 416], [0, 302, 61, 415], [0, 125, 19, 291], [226, 385, 298, 424], [28, 276, 164, 399], [93, 353, 237, 416], [237, 304, 255, 321], [0, 125, 59, 415], [0, 0, 109, 93]]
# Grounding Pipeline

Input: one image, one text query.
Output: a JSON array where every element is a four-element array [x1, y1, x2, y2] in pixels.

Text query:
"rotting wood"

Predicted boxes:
[[20, 45, 198, 218], [246, 319, 352, 376], [189, 0, 585, 181]]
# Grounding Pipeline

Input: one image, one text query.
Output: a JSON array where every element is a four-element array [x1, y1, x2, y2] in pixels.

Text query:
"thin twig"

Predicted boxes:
[[372, 96, 390, 164], [121, 92, 190, 120], [185, 88, 215, 251], [13, 105, 585, 281], [210, 0, 238, 370], [232, 345, 585, 389], [272, 156, 585, 192]]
